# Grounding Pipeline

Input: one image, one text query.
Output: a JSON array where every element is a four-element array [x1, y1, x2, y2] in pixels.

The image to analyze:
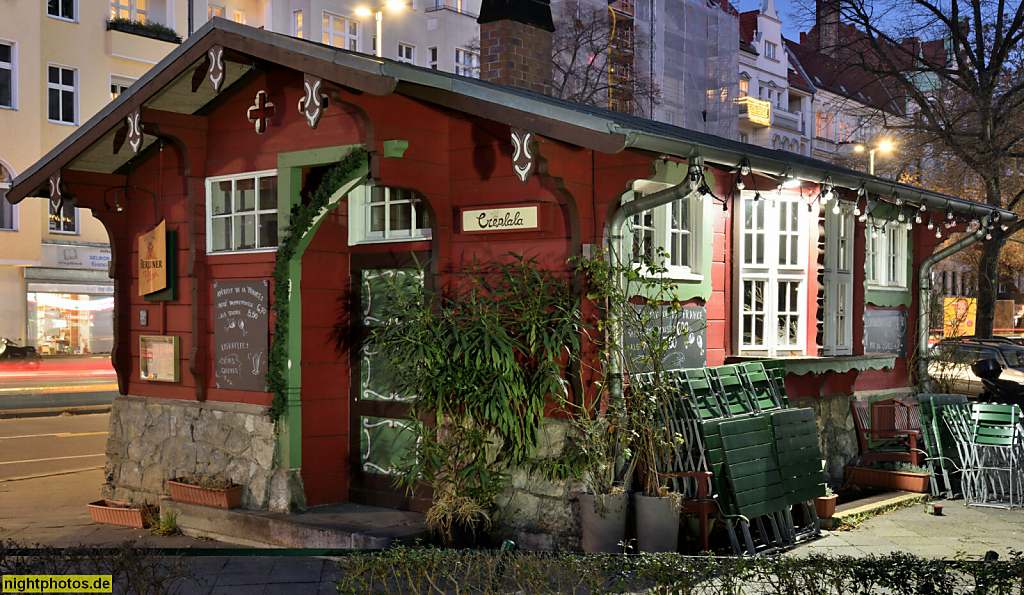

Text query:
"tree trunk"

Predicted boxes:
[[974, 235, 1005, 338]]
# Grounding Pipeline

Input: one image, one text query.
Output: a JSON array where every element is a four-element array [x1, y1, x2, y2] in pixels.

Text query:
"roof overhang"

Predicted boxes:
[[10, 19, 1016, 224]]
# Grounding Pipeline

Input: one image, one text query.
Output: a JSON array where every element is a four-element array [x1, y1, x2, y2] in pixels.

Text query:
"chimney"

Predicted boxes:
[[816, 0, 840, 57], [477, 0, 555, 95]]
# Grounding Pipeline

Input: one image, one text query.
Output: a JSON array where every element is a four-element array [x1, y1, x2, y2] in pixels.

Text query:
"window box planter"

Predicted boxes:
[[88, 500, 155, 529], [106, 19, 182, 43], [845, 466, 930, 493], [167, 478, 243, 509]]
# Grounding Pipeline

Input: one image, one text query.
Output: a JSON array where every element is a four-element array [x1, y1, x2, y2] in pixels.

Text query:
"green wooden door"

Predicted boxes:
[[349, 256, 430, 511]]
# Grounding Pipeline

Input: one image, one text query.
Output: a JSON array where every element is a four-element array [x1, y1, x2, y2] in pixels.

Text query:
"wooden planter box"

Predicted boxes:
[[88, 500, 155, 528], [845, 466, 930, 493], [168, 478, 243, 509]]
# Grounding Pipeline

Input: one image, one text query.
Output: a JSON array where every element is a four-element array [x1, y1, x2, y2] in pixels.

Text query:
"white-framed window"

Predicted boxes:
[[208, 5, 224, 18], [293, 10, 303, 38], [49, 197, 78, 234], [764, 41, 777, 60], [865, 223, 907, 289], [323, 12, 359, 51], [109, 75, 135, 101], [397, 42, 415, 64], [735, 192, 808, 355], [206, 170, 278, 253], [739, 132, 749, 143], [823, 203, 854, 355], [428, 46, 438, 69], [110, 0, 145, 22], [348, 184, 431, 245], [0, 41, 14, 109], [739, 79, 748, 97], [455, 48, 480, 78], [626, 183, 706, 279], [47, 65, 76, 125], [233, 10, 246, 24], [48, 0, 76, 21], [0, 163, 16, 231]]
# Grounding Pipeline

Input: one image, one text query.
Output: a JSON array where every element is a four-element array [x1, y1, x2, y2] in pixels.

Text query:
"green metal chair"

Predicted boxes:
[[739, 361, 785, 412], [770, 408, 826, 539], [708, 365, 756, 417], [968, 403, 1022, 508]]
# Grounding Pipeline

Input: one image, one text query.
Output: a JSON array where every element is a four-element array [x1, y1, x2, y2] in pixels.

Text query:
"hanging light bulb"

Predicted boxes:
[[740, 161, 751, 176], [1002, 223, 1010, 232], [894, 193, 903, 206], [986, 231, 993, 240], [736, 178, 745, 190], [754, 191, 762, 202], [832, 201, 841, 215], [871, 227, 878, 239], [927, 219, 935, 230], [905, 220, 913, 231], [898, 210, 906, 222], [853, 202, 861, 217], [936, 227, 942, 239], [859, 212, 868, 222], [914, 213, 923, 224], [919, 202, 928, 212], [946, 207, 955, 220]]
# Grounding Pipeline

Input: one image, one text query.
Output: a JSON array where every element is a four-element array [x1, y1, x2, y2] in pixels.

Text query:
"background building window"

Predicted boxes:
[[48, 0, 75, 21], [455, 48, 479, 78], [109, 75, 134, 101], [398, 42, 415, 64], [207, 171, 278, 252], [233, 11, 246, 24], [0, 42, 12, 109], [47, 65, 76, 124], [323, 12, 358, 51], [208, 5, 224, 18], [764, 41, 777, 60], [0, 164, 15, 231], [293, 10, 303, 38], [428, 46, 438, 69], [110, 0, 145, 22], [348, 184, 431, 244], [49, 197, 77, 234]]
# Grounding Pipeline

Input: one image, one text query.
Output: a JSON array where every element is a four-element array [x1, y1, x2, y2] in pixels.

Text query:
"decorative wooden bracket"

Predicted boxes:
[[511, 128, 536, 184], [297, 74, 329, 130]]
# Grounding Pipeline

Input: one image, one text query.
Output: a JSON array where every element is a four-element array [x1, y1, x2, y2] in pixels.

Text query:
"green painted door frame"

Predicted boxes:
[[275, 145, 369, 469]]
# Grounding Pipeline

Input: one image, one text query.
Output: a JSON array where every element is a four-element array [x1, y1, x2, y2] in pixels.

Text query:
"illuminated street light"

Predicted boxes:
[[854, 139, 894, 175], [355, 0, 406, 58]]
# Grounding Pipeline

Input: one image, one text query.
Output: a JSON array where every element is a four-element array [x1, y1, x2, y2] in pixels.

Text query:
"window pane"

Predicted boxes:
[[234, 214, 255, 249], [391, 201, 412, 231], [0, 70, 11, 107], [756, 234, 764, 264], [48, 88, 60, 120], [415, 203, 429, 230], [744, 234, 752, 265], [235, 178, 255, 212], [258, 177, 276, 210], [259, 212, 278, 248], [370, 204, 385, 232], [49, 66, 59, 84], [778, 235, 787, 265], [61, 89, 73, 122], [0, 44, 10, 62], [213, 181, 232, 215], [212, 217, 230, 251], [0, 193, 13, 230], [790, 236, 798, 265], [61, 68, 73, 86], [61, 0, 73, 19]]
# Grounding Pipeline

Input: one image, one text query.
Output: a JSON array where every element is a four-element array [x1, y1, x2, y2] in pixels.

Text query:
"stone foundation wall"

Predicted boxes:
[[791, 388, 915, 487], [103, 396, 278, 509], [492, 418, 585, 551]]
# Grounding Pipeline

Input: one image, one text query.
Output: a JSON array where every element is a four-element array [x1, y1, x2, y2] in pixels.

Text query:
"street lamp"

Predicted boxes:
[[355, 0, 406, 58], [854, 139, 894, 175]]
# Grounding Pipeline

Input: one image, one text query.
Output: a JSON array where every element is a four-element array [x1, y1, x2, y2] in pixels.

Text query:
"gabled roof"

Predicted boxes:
[[786, 37, 904, 114], [8, 19, 1012, 223]]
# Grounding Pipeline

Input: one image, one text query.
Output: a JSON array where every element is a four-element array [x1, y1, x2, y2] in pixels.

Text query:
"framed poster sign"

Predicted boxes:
[[140, 335, 179, 382]]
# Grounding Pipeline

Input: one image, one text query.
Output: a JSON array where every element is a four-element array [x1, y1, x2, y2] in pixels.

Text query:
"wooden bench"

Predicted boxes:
[[851, 397, 924, 466]]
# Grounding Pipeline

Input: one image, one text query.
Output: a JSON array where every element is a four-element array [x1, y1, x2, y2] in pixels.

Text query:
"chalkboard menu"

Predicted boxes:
[[863, 309, 908, 356], [625, 305, 707, 372], [213, 280, 270, 391]]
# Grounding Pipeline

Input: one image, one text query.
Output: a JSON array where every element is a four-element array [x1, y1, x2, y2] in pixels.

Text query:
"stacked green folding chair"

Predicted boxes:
[[770, 407, 826, 539], [968, 403, 1023, 508], [708, 365, 756, 416], [917, 393, 966, 498], [943, 403, 980, 505], [739, 361, 786, 413], [760, 359, 791, 408], [718, 414, 792, 554]]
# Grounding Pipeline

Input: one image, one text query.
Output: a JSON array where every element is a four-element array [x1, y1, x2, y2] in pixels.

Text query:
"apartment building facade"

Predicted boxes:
[[0, 1, 187, 355]]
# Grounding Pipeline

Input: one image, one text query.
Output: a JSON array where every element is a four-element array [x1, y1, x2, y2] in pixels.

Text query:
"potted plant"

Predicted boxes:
[[814, 485, 839, 519], [371, 255, 581, 548], [167, 475, 243, 509], [845, 462, 931, 493], [88, 499, 157, 528]]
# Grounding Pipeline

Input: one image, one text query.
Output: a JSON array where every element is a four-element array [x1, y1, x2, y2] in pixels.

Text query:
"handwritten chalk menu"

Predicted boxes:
[[863, 309, 908, 356], [625, 305, 707, 372], [214, 280, 269, 391]]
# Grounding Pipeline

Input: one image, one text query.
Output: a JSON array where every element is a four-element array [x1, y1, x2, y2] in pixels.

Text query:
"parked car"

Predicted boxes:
[[929, 339, 1024, 396]]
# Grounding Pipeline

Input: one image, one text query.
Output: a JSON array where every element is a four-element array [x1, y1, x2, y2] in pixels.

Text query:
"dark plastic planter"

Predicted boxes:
[[576, 492, 628, 553], [635, 494, 680, 553]]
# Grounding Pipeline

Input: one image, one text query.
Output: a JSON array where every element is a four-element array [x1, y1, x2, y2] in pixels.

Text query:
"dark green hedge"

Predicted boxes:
[[335, 548, 1024, 595]]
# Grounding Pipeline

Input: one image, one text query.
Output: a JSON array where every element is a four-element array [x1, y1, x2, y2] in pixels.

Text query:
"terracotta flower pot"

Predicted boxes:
[[576, 492, 628, 553], [814, 494, 839, 519], [845, 466, 930, 493], [88, 500, 155, 529], [168, 478, 243, 509], [635, 494, 680, 553]]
